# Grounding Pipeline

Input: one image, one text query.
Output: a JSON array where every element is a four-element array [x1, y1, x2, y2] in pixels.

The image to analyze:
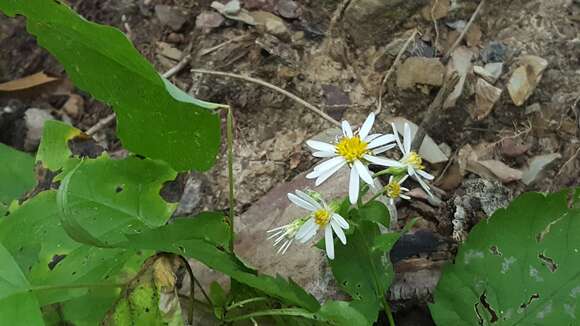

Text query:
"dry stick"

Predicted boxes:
[[191, 69, 342, 127], [85, 54, 192, 136], [410, 72, 460, 152], [443, 0, 485, 61], [431, 0, 440, 57], [375, 29, 418, 116], [199, 35, 249, 56]]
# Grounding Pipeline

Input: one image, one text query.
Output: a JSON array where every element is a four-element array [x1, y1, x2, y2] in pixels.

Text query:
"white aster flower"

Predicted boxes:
[[306, 112, 398, 204], [287, 190, 349, 260], [385, 175, 411, 206], [380, 122, 435, 197], [267, 218, 305, 255]]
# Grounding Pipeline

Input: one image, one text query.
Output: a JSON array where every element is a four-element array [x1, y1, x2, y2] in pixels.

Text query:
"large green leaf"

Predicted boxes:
[[430, 191, 580, 325], [328, 220, 394, 324], [0, 143, 36, 214], [0, 0, 222, 172], [56, 155, 177, 246], [114, 217, 321, 312], [0, 242, 44, 325], [36, 120, 82, 171]]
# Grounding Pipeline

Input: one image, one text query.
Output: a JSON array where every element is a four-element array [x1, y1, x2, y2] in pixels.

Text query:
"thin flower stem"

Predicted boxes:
[[226, 106, 235, 252], [223, 308, 317, 322], [226, 297, 269, 311]]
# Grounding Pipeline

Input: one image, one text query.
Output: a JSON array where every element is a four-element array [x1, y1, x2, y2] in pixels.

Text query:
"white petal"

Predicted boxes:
[[267, 224, 290, 233], [296, 219, 315, 240], [342, 120, 353, 137], [330, 220, 347, 244], [288, 193, 317, 211], [313, 156, 345, 172], [267, 229, 285, 240], [417, 169, 435, 180], [313, 151, 336, 158], [391, 123, 405, 154], [300, 226, 318, 243], [399, 174, 410, 184], [364, 133, 382, 142], [325, 226, 335, 260], [372, 144, 396, 155], [349, 167, 360, 204], [315, 161, 345, 186], [306, 169, 321, 179], [403, 123, 412, 153], [400, 194, 411, 200], [368, 134, 396, 149], [359, 112, 375, 140], [306, 140, 336, 153], [295, 190, 322, 209], [364, 155, 404, 167], [280, 239, 293, 255], [332, 213, 349, 229], [354, 160, 374, 186], [413, 170, 434, 197]]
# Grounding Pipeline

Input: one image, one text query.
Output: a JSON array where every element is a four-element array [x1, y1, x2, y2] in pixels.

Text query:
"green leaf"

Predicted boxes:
[[0, 0, 222, 171], [0, 143, 36, 213], [430, 191, 580, 325], [316, 300, 370, 326], [0, 242, 44, 325], [355, 201, 390, 227], [56, 155, 177, 246], [328, 221, 394, 323], [116, 217, 321, 312], [210, 281, 227, 307], [36, 120, 82, 171], [371, 233, 401, 253], [0, 191, 147, 307]]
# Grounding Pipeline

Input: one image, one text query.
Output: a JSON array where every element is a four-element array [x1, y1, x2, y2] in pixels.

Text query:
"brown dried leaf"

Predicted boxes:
[[0, 72, 59, 92]]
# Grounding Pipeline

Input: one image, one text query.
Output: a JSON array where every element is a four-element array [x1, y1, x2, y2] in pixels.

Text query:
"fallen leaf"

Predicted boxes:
[[521, 153, 561, 185], [477, 160, 522, 183], [444, 47, 474, 108], [473, 78, 502, 120], [0, 72, 58, 92]]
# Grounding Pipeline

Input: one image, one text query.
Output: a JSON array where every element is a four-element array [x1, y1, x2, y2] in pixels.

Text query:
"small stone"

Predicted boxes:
[[24, 108, 55, 151], [62, 94, 84, 119], [500, 138, 529, 158], [243, 0, 275, 11], [175, 174, 203, 216], [277, 0, 299, 19], [389, 117, 449, 164], [251, 11, 289, 37], [211, 1, 256, 25], [507, 55, 548, 106], [521, 153, 561, 185], [166, 33, 184, 44], [525, 102, 542, 114], [158, 42, 183, 61], [195, 11, 225, 31], [155, 5, 188, 32], [223, 0, 241, 15], [473, 78, 502, 121], [421, 0, 450, 20], [446, 20, 466, 30], [465, 23, 482, 47], [396, 57, 445, 89], [474, 62, 503, 84], [480, 41, 507, 63]]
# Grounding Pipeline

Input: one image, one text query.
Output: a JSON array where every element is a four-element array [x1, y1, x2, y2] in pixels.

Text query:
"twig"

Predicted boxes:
[[199, 35, 249, 56], [431, 0, 440, 57], [443, 0, 485, 61], [375, 29, 418, 115], [555, 145, 580, 178], [410, 72, 460, 151], [191, 69, 341, 127], [85, 54, 192, 136]]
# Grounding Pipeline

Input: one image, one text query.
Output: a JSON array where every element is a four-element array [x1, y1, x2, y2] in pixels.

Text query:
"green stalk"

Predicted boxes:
[[226, 106, 235, 252], [29, 283, 124, 292], [226, 297, 269, 311], [224, 308, 317, 322]]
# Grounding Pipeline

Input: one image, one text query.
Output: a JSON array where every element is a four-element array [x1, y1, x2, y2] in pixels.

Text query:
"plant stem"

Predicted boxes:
[[383, 298, 396, 326], [224, 308, 317, 322], [226, 106, 235, 252], [226, 297, 269, 311], [29, 283, 124, 292]]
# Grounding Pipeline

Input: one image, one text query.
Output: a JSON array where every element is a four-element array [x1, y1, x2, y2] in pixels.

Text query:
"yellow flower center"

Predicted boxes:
[[314, 209, 331, 226], [336, 136, 368, 163], [404, 151, 424, 170], [386, 181, 401, 199]]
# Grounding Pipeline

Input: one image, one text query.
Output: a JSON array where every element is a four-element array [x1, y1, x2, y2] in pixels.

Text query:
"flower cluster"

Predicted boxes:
[[267, 113, 434, 260]]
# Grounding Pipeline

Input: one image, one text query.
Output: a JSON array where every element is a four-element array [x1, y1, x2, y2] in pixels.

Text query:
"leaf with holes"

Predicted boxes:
[[0, 242, 44, 325], [430, 191, 580, 325], [56, 155, 177, 246], [0, 143, 36, 214], [36, 120, 82, 171], [0, 0, 222, 172], [328, 220, 395, 324], [0, 190, 148, 308]]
